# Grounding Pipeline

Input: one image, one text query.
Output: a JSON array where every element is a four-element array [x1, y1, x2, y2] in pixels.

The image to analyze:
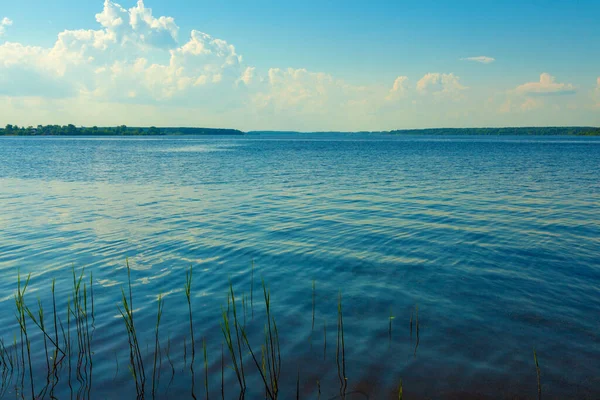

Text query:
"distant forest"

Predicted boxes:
[[250, 127, 600, 136], [388, 127, 600, 136], [0, 124, 244, 136], [1, 124, 599, 136]]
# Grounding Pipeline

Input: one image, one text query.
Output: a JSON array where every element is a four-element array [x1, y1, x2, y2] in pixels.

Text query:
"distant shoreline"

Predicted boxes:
[[248, 127, 600, 136], [0, 125, 245, 136], [1, 125, 599, 136]]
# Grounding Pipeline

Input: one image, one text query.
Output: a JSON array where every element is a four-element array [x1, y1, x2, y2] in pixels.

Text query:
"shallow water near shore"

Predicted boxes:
[[1, 134, 599, 399]]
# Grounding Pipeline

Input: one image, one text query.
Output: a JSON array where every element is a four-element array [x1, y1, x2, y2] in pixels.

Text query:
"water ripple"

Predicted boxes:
[[0, 135, 599, 398]]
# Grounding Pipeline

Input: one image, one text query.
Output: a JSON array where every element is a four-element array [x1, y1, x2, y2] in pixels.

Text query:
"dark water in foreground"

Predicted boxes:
[[0, 134, 599, 399]]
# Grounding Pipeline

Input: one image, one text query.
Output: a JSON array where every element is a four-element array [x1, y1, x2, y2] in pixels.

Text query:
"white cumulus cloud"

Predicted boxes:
[[386, 76, 409, 100], [2, 0, 599, 130], [92, 0, 177, 48], [515, 73, 576, 96], [416, 73, 467, 98], [84, 29, 243, 102], [255, 68, 336, 112], [247, 67, 385, 130], [461, 56, 495, 64], [498, 73, 578, 114], [237, 66, 255, 86], [0, 1, 242, 102]]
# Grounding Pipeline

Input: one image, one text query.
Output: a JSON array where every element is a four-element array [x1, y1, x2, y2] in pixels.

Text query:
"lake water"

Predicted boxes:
[[0, 134, 599, 399]]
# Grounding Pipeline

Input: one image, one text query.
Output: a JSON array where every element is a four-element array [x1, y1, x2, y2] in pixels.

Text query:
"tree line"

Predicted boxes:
[[2, 124, 599, 136], [388, 127, 600, 136], [0, 124, 245, 136]]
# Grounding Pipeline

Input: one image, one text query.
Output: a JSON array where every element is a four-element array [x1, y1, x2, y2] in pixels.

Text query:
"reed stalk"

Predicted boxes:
[[152, 294, 164, 399], [220, 300, 244, 393], [230, 283, 246, 388], [239, 328, 274, 400], [238, 281, 281, 400], [116, 261, 146, 397], [83, 282, 93, 391], [251, 260, 254, 318], [311, 280, 316, 349], [323, 320, 327, 361], [51, 279, 58, 368], [184, 265, 197, 399], [296, 368, 300, 399], [15, 271, 34, 399], [0, 263, 444, 399], [165, 335, 175, 387], [220, 282, 247, 395], [67, 297, 72, 395], [203, 338, 209, 400], [221, 342, 224, 400], [534, 348, 541, 400]]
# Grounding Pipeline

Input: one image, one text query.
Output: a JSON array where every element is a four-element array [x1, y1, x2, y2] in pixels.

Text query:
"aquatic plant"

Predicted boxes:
[[0, 260, 544, 399]]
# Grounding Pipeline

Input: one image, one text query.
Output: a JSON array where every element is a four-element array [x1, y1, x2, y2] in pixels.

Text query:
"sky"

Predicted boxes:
[[0, 0, 599, 131]]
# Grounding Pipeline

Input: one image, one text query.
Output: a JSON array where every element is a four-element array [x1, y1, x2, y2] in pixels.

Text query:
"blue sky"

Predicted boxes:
[[0, 0, 599, 130]]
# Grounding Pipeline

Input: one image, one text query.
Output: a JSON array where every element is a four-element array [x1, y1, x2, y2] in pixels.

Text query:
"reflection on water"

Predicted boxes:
[[0, 135, 599, 398]]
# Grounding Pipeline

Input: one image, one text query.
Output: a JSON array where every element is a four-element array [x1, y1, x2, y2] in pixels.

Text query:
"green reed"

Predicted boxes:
[[220, 286, 245, 394], [323, 320, 327, 361], [398, 379, 403, 400], [317, 379, 321, 399], [203, 338, 209, 400], [152, 294, 164, 399], [239, 280, 281, 400], [14, 271, 34, 399], [0, 338, 12, 398], [534, 348, 542, 400], [117, 260, 145, 397], [184, 265, 197, 400], [0, 262, 536, 400], [335, 291, 347, 398], [296, 367, 300, 399], [165, 335, 175, 386], [220, 342, 224, 400], [311, 280, 316, 349], [251, 260, 255, 318]]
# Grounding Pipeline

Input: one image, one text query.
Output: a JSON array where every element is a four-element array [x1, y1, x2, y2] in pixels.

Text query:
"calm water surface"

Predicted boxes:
[[1, 134, 599, 399]]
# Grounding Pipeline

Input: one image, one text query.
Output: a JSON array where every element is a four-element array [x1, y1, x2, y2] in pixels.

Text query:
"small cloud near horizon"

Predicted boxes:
[[461, 56, 495, 64], [515, 73, 576, 96]]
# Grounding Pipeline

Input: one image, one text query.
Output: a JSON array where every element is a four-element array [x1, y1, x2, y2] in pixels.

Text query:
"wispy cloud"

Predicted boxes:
[[498, 73, 578, 114], [461, 56, 495, 64], [515, 73, 576, 96], [0, 17, 12, 36]]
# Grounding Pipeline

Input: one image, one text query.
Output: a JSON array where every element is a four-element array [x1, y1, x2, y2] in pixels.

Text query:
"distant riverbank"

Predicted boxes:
[[2, 125, 600, 136], [0, 125, 245, 136], [248, 126, 600, 136]]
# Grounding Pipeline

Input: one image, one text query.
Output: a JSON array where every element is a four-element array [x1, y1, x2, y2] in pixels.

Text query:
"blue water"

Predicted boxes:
[[0, 134, 599, 399]]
